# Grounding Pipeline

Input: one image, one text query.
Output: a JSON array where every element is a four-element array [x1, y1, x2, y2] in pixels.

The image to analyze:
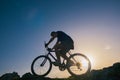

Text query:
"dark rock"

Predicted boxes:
[[21, 72, 34, 80], [0, 72, 20, 80], [20, 72, 52, 80], [1, 62, 120, 80]]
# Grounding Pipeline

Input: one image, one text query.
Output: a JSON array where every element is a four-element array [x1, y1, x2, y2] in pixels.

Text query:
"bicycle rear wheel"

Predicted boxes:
[[31, 55, 52, 76], [67, 53, 91, 76]]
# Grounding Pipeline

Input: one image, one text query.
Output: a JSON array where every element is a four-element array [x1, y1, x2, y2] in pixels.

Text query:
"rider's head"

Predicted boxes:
[[51, 31, 57, 37]]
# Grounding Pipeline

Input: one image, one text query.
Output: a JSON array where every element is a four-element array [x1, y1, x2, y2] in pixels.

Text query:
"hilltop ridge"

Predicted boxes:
[[0, 62, 120, 80]]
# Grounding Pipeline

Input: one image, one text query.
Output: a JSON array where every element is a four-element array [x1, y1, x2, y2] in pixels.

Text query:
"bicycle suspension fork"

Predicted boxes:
[[40, 54, 49, 66]]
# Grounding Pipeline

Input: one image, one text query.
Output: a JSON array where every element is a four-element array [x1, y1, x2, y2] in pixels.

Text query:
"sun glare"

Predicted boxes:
[[85, 53, 95, 69], [81, 59, 89, 67]]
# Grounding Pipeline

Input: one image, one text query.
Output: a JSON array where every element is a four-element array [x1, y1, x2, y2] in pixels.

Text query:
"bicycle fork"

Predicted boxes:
[[41, 58, 47, 67]]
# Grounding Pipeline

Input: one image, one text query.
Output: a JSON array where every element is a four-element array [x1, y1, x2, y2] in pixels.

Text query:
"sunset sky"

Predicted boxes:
[[0, 0, 120, 78]]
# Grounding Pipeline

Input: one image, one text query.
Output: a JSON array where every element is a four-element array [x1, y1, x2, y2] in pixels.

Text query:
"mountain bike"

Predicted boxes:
[[31, 43, 91, 76]]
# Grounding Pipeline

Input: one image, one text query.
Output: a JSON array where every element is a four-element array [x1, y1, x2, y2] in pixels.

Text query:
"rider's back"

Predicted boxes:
[[56, 31, 74, 49]]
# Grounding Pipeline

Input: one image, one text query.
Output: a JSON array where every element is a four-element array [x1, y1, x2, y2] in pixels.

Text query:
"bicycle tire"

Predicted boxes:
[[67, 53, 91, 76], [31, 55, 52, 76]]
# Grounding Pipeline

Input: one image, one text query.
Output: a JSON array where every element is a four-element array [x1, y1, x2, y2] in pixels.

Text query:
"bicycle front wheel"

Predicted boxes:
[[67, 53, 91, 76], [31, 55, 52, 76]]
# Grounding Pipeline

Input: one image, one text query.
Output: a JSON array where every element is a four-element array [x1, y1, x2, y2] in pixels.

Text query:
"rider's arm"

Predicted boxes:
[[46, 37, 55, 46]]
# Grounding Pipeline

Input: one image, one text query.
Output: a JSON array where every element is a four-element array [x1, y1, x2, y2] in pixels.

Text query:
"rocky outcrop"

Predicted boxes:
[[89, 62, 120, 80], [0, 62, 120, 80], [0, 72, 20, 80]]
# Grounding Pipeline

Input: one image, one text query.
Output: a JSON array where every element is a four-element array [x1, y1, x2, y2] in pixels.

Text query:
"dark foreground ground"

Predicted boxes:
[[0, 62, 120, 80]]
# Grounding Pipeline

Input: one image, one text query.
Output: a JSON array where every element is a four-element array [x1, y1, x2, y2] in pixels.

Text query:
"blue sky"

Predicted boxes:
[[0, 0, 120, 78]]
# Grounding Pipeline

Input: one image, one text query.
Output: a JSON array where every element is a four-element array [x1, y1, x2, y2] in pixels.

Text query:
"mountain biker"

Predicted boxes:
[[45, 31, 74, 66]]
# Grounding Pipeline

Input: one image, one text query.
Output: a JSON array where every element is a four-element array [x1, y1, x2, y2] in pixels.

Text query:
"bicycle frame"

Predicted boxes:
[[31, 43, 91, 76], [40, 51, 58, 67], [46, 51, 58, 62], [45, 50, 77, 65]]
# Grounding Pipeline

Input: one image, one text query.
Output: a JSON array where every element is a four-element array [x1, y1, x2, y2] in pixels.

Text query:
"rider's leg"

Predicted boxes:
[[55, 50, 61, 63], [54, 43, 64, 64], [54, 42, 71, 64], [54, 48, 69, 63], [59, 49, 69, 61], [60, 49, 74, 65], [58, 41, 71, 61], [51, 50, 61, 66]]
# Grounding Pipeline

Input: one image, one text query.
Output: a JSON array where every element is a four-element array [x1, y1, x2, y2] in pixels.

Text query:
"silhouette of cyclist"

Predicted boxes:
[[45, 31, 74, 66]]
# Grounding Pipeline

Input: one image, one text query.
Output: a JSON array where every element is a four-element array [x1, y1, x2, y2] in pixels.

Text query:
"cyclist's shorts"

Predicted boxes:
[[58, 41, 73, 54], [58, 48, 70, 55]]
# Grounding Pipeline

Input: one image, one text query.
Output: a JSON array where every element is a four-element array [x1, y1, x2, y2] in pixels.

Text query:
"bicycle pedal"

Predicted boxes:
[[59, 67, 66, 71]]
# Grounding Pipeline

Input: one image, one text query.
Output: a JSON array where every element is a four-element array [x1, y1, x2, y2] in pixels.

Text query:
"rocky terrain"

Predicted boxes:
[[0, 62, 120, 80]]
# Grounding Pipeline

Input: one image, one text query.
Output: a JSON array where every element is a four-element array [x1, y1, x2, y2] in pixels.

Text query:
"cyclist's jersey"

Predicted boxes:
[[56, 31, 74, 49]]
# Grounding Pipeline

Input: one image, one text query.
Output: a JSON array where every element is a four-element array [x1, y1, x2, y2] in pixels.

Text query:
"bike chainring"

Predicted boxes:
[[59, 63, 66, 71]]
